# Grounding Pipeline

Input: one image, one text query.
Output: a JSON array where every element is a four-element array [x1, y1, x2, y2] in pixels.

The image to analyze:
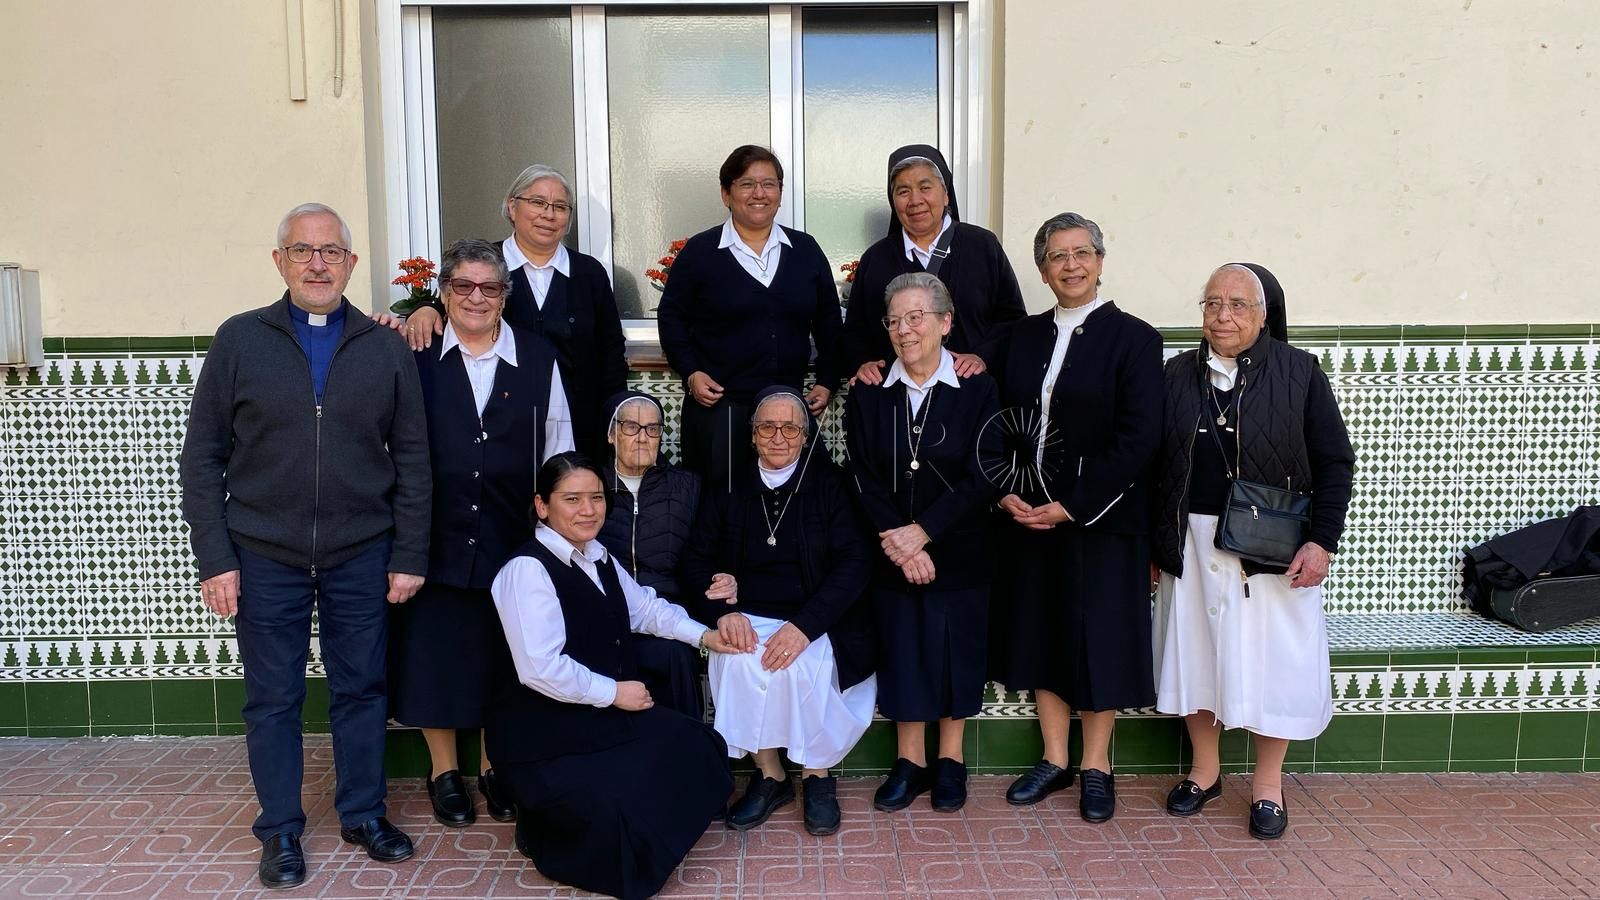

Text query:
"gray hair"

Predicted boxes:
[[503, 164, 576, 225], [276, 202, 352, 248], [885, 271, 954, 316], [439, 238, 509, 286], [751, 392, 810, 433], [1031, 211, 1106, 268], [1206, 263, 1266, 308], [888, 156, 946, 190]]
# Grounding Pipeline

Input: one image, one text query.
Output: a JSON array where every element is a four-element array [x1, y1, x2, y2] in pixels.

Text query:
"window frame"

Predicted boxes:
[[374, 0, 995, 339]]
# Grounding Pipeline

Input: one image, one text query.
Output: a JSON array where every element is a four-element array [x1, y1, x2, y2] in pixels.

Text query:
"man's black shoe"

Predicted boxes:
[[258, 832, 306, 889]]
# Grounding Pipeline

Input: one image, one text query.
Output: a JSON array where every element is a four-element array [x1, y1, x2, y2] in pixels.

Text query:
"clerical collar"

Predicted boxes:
[[289, 303, 345, 328]]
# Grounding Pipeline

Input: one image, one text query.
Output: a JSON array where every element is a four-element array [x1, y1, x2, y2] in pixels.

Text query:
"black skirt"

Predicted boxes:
[[387, 583, 513, 729], [632, 634, 703, 718], [498, 704, 733, 900], [873, 584, 989, 721], [989, 525, 1155, 711]]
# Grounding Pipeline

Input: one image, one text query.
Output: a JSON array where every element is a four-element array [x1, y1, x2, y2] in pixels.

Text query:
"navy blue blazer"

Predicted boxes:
[[413, 324, 558, 589]]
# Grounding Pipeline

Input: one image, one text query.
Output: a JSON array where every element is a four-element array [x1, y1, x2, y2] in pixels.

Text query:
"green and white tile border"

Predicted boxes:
[[3, 326, 1600, 771]]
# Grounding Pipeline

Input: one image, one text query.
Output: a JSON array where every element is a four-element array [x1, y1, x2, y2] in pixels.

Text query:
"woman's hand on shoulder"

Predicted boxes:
[[705, 573, 738, 603], [950, 352, 987, 377], [400, 306, 444, 351], [852, 360, 886, 387], [717, 612, 758, 653], [1284, 542, 1331, 589], [612, 680, 654, 711]]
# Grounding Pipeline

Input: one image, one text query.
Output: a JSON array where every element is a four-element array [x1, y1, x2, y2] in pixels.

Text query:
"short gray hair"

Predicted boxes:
[[1205, 263, 1266, 308], [885, 271, 953, 316], [276, 202, 352, 248], [888, 156, 945, 190], [751, 392, 810, 432], [503, 164, 575, 225], [439, 238, 509, 286], [1031, 212, 1105, 268]]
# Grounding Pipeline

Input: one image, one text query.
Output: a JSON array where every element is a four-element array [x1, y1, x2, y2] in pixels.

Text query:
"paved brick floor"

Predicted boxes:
[[2, 737, 1599, 898]]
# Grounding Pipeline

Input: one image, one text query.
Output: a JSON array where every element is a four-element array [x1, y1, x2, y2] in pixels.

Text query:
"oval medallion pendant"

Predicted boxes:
[[766, 536, 777, 546], [909, 459, 920, 470]]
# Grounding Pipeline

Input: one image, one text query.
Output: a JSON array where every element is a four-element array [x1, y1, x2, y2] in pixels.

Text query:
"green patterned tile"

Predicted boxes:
[[154, 724, 221, 737], [89, 680, 153, 727], [1519, 712, 1587, 760], [214, 679, 246, 724], [25, 681, 88, 727], [976, 719, 1046, 771], [1446, 758, 1515, 772], [1218, 725, 1254, 773], [384, 728, 435, 778], [128, 337, 200, 352], [1518, 758, 1584, 772], [1458, 648, 1528, 664], [1380, 759, 1449, 772], [61, 337, 131, 353], [1449, 712, 1517, 760], [303, 677, 331, 724], [0, 727, 28, 737], [0, 682, 25, 728], [1110, 717, 1182, 769], [91, 723, 156, 737], [29, 725, 93, 737], [1527, 647, 1595, 664], [837, 720, 896, 773]]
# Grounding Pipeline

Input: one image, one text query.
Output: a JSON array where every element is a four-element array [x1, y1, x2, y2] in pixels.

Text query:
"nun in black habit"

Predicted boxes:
[[843, 144, 1027, 385], [844, 271, 1001, 813], [486, 453, 739, 900], [986, 213, 1164, 824]]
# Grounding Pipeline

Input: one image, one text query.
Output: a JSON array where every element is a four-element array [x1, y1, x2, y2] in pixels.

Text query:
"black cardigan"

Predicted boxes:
[[412, 325, 557, 590], [596, 463, 702, 601], [656, 224, 846, 400], [843, 222, 1027, 371], [988, 302, 1165, 535], [844, 371, 1002, 589], [681, 457, 875, 689]]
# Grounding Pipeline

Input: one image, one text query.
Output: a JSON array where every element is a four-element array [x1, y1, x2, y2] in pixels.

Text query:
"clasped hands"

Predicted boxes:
[[879, 523, 935, 585], [999, 494, 1072, 531]]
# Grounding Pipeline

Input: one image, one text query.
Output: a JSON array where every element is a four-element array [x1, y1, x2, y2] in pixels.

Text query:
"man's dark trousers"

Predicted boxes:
[[235, 540, 392, 841]]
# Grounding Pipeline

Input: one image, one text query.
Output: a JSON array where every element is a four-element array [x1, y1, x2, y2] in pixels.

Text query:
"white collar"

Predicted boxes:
[[1053, 296, 1107, 323], [902, 213, 953, 259], [718, 218, 791, 254], [535, 522, 608, 565], [758, 456, 801, 489], [502, 236, 571, 277], [883, 347, 962, 391], [440, 320, 518, 367]]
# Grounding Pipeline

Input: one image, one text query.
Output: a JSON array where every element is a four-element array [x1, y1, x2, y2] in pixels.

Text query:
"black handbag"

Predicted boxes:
[[1216, 479, 1311, 570], [1205, 385, 1310, 571]]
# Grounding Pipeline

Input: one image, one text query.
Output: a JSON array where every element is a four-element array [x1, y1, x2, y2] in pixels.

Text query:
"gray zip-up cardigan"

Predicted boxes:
[[180, 295, 431, 581]]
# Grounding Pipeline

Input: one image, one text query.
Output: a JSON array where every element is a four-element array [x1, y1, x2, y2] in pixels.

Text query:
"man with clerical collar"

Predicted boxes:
[[180, 202, 432, 889]]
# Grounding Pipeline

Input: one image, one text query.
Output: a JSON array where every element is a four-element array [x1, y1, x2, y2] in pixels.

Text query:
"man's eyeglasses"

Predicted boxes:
[[280, 244, 350, 265], [514, 196, 572, 216], [446, 278, 509, 299], [617, 421, 663, 438], [754, 422, 804, 440]]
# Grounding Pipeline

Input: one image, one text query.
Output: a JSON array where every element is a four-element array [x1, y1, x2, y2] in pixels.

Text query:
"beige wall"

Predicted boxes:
[[998, 0, 1600, 325], [0, 1, 373, 336]]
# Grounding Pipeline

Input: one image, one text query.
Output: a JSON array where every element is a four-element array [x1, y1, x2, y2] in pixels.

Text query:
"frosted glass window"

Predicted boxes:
[[433, 8, 577, 250], [801, 7, 939, 287], [606, 9, 770, 318]]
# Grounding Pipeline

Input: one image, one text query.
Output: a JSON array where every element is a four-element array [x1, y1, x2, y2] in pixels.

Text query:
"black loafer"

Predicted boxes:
[[930, 758, 968, 812], [1079, 768, 1116, 823], [1005, 759, 1074, 805], [1165, 778, 1223, 817], [803, 774, 841, 836], [427, 769, 475, 827], [1249, 799, 1288, 840], [258, 832, 306, 889], [873, 758, 932, 812], [480, 768, 516, 823], [339, 816, 415, 863], [726, 773, 794, 831]]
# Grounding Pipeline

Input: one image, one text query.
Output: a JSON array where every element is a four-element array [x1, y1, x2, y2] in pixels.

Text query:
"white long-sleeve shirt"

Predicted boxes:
[[502, 237, 571, 308], [490, 524, 707, 708], [439, 323, 574, 462]]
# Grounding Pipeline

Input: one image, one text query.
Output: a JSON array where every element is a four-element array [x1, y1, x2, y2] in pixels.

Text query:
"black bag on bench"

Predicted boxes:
[[1463, 506, 1600, 632]]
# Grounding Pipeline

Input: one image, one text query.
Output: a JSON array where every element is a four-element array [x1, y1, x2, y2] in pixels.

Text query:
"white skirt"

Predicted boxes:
[[1152, 514, 1333, 741], [707, 614, 878, 769]]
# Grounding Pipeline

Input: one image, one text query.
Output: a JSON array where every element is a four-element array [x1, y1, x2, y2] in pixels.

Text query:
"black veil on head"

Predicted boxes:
[[884, 144, 960, 240], [1232, 262, 1287, 343]]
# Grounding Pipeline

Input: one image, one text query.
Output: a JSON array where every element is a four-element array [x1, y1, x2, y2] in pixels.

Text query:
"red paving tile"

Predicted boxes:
[[9, 737, 1600, 897]]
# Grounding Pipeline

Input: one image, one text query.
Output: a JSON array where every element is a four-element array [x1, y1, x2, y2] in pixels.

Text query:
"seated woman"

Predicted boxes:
[[845, 272, 1001, 813], [683, 386, 875, 837], [486, 452, 739, 900], [596, 389, 704, 715]]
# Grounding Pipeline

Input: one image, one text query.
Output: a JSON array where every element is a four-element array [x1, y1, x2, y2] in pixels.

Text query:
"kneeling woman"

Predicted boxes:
[[487, 453, 738, 900], [683, 386, 876, 836]]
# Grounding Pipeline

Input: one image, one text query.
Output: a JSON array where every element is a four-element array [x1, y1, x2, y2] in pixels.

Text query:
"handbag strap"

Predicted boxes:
[[923, 224, 957, 278]]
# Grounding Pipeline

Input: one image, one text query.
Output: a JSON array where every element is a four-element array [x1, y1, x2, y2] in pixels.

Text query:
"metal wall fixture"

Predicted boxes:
[[0, 263, 43, 368]]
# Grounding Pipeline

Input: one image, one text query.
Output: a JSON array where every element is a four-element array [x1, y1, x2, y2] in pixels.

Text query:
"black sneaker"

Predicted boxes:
[[930, 758, 968, 812], [1005, 759, 1074, 805], [1078, 768, 1116, 823], [726, 772, 794, 831], [802, 774, 841, 836]]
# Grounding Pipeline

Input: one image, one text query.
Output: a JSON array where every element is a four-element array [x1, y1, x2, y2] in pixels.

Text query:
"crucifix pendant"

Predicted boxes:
[[766, 536, 777, 546]]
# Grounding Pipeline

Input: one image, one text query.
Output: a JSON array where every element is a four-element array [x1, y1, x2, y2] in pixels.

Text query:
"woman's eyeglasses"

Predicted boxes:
[[446, 279, 509, 299], [881, 309, 933, 331], [617, 421, 663, 437], [754, 422, 804, 440]]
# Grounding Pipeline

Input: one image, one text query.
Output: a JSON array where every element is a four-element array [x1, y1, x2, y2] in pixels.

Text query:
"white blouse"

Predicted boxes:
[[439, 323, 575, 463], [491, 524, 707, 708]]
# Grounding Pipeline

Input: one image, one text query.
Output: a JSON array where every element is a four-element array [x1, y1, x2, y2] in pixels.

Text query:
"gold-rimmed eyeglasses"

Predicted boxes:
[[754, 422, 804, 440]]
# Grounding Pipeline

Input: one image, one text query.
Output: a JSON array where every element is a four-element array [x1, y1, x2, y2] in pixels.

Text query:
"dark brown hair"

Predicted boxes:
[[718, 145, 784, 191]]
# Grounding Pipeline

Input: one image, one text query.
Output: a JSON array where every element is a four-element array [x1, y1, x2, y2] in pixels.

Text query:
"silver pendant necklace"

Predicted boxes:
[[760, 485, 797, 546], [906, 385, 936, 472]]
